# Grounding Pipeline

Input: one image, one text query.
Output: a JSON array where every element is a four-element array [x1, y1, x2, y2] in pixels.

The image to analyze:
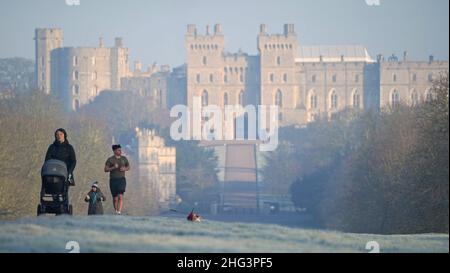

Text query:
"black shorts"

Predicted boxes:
[[110, 177, 126, 197]]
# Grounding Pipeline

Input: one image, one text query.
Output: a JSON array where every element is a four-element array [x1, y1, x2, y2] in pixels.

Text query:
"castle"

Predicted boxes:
[[36, 24, 449, 124]]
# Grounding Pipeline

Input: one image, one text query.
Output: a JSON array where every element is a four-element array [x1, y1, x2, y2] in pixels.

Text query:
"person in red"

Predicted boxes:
[[187, 209, 202, 222]]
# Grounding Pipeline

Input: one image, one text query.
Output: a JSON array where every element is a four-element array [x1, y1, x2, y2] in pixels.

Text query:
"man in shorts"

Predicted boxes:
[[104, 144, 130, 215]]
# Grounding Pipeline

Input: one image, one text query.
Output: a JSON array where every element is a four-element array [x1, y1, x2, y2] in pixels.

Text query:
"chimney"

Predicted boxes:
[[206, 25, 210, 36], [115, 37, 123, 48], [429, 55, 434, 63], [214, 24, 222, 35], [134, 61, 142, 72], [260, 24, 267, 35], [403, 51, 408, 62], [284, 24, 295, 36]]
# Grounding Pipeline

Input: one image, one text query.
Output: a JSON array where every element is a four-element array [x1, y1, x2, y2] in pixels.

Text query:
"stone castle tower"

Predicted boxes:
[[258, 24, 301, 124], [35, 28, 63, 94], [135, 128, 176, 211], [35, 28, 130, 111]]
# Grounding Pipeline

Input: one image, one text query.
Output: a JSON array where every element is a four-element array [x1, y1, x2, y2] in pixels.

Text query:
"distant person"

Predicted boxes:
[[104, 144, 130, 215], [84, 181, 106, 215], [45, 128, 76, 186]]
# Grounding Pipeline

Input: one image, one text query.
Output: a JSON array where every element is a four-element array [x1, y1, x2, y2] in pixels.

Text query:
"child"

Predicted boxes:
[[84, 181, 106, 215]]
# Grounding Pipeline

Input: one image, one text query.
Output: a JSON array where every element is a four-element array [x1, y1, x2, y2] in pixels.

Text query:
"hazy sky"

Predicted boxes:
[[0, 0, 448, 67]]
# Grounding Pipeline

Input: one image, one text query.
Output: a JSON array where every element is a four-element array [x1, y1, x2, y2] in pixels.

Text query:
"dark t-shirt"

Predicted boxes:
[[105, 156, 129, 179]]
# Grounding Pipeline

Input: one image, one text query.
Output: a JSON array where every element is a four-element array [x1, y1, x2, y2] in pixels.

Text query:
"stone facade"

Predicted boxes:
[[185, 24, 449, 128], [135, 128, 176, 211]]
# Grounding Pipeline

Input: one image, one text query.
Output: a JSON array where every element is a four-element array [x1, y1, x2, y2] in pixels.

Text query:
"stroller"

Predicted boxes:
[[37, 159, 73, 216]]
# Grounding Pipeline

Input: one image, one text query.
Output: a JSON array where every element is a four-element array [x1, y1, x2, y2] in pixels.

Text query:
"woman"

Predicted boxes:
[[45, 128, 77, 185]]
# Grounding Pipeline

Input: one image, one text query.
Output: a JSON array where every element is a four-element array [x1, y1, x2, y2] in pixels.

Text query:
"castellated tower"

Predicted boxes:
[[258, 24, 301, 125], [135, 128, 176, 211], [186, 24, 225, 109], [35, 28, 63, 94]]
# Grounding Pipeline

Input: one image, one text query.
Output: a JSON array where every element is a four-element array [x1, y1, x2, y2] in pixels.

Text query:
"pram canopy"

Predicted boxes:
[[41, 159, 68, 180]]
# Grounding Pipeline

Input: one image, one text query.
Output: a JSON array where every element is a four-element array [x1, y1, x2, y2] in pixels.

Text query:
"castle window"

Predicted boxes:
[[275, 89, 283, 108], [312, 75, 316, 83], [215, 45, 218, 50], [310, 93, 317, 109], [269, 73, 274, 83], [190, 45, 194, 50], [239, 74, 244, 83], [412, 73, 417, 82], [92, 71, 98, 80], [289, 44, 292, 49], [391, 90, 400, 107], [92, 57, 96, 66], [73, 56, 78, 67], [281, 44, 285, 50], [277, 56, 281, 66], [73, 70, 79, 80], [196, 73, 200, 83], [73, 99, 80, 111], [223, 92, 229, 106], [428, 73, 433, 82], [353, 90, 360, 108], [392, 73, 397, 82], [283, 73, 288, 83], [209, 74, 214, 83], [202, 56, 207, 66], [355, 74, 359, 83], [235, 67, 238, 73], [224, 75, 228, 83], [202, 90, 209, 106], [224, 67, 228, 73], [332, 74, 337, 83], [72, 85, 79, 95], [239, 90, 244, 106], [207, 45, 210, 50], [410, 90, 419, 106], [265, 45, 268, 50], [330, 90, 338, 109]]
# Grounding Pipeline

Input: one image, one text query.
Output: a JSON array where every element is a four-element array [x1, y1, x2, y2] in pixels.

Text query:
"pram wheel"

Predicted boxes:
[[37, 204, 45, 216]]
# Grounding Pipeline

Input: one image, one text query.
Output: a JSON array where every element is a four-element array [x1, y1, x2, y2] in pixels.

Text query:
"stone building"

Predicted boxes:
[[135, 127, 176, 211], [35, 28, 129, 111], [185, 24, 449, 129]]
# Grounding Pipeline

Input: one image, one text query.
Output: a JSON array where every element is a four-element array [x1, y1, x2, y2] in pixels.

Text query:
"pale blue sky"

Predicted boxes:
[[0, 0, 448, 67]]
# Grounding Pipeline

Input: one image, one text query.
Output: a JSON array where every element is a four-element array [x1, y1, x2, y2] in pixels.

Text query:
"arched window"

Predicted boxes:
[[72, 85, 79, 95], [73, 56, 78, 66], [202, 90, 208, 107], [202, 56, 207, 66], [275, 89, 283, 108], [277, 56, 281, 65], [330, 90, 338, 109], [209, 74, 214, 83], [223, 92, 229, 106], [239, 74, 244, 83], [310, 92, 317, 109], [238, 90, 244, 106], [269, 73, 274, 83], [73, 70, 79, 80], [391, 90, 400, 107], [196, 73, 200, 83], [392, 73, 397, 82], [353, 90, 360, 108], [224, 75, 228, 83], [410, 89, 419, 106], [73, 99, 80, 111], [283, 73, 288, 83], [412, 73, 417, 82]]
